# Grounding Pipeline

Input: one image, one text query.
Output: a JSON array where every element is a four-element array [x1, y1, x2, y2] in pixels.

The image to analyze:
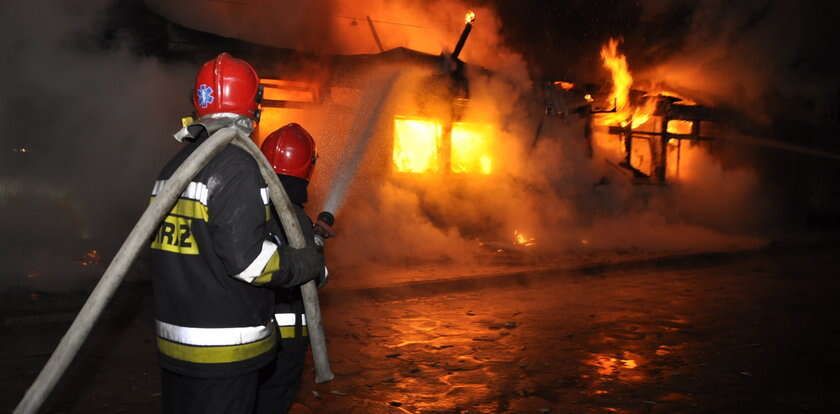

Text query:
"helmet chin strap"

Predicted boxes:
[[173, 113, 254, 142]]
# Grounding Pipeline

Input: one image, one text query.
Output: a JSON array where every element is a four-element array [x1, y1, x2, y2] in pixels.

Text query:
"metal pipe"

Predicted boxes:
[[451, 12, 476, 61]]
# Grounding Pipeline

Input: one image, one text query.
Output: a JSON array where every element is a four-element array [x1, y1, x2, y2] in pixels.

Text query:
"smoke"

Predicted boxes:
[[0, 0, 193, 290], [1, 0, 789, 289], [318, 63, 765, 270], [175, 0, 770, 270], [145, 0, 528, 80], [637, 0, 839, 125]]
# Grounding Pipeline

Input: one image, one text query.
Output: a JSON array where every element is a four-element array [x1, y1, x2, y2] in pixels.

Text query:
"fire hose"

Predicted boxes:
[[14, 123, 333, 414]]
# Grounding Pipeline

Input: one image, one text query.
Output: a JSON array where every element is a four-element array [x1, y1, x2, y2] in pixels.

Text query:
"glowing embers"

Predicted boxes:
[[451, 122, 493, 175], [77, 249, 102, 267], [513, 229, 536, 247], [393, 117, 443, 173]]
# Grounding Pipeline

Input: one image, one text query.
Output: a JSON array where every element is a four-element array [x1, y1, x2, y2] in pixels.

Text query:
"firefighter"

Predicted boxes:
[[255, 123, 329, 414], [149, 53, 324, 414]]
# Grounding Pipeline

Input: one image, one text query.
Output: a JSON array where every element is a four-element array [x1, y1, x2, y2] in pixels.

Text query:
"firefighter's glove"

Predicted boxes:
[[279, 245, 324, 288]]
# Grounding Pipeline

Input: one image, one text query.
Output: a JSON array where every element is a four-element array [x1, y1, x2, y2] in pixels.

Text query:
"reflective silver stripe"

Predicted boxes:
[[151, 179, 209, 205], [260, 187, 269, 205], [274, 313, 305, 327], [233, 240, 278, 283], [155, 320, 271, 346], [274, 313, 296, 326]]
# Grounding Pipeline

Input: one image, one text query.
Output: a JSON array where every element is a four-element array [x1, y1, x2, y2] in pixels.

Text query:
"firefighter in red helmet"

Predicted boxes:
[[255, 123, 330, 414], [149, 53, 324, 414]]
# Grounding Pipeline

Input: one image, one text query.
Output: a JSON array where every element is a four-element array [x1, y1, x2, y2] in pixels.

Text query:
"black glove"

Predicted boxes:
[[279, 245, 324, 288]]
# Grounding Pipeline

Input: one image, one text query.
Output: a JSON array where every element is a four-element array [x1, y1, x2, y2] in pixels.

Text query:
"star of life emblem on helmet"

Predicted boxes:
[[197, 84, 215, 108]]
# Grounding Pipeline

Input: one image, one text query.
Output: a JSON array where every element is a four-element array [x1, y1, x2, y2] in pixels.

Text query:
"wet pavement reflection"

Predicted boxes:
[[5, 249, 840, 413], [292, 269, 722, 413]]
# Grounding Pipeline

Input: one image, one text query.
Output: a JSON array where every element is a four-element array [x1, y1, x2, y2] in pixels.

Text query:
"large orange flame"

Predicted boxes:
[[598, 38, 658, 129], [600, 38, 632, 114]]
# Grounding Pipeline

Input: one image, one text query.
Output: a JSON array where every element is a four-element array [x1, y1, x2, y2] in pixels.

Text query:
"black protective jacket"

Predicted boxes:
[[150, 134, 297, 378], [266, 206, 315, 342]]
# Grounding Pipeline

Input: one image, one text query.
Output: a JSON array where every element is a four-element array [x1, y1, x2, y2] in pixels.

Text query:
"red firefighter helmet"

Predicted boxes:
[[193, 52, 262, 121], [260, 123, 318, 181]]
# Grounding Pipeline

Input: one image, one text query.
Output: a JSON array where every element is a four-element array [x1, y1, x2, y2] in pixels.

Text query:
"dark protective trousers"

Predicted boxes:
[[255, 301, 308, 414], [161, 369, 259, 414]]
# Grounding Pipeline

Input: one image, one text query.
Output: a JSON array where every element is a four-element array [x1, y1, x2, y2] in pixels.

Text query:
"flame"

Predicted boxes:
[[393, 117, 442, 173], [597, 38, 658, 129], [584, 93, 594, 103], [451, 122, 493, 174], [465, 10, 476, 24], [78, 249, 102, 267], [553, 81, 575, 91], [600, 38, 632, 118], [592, 39, 704, 181], [513, 229, 536, 247], [667, 120, 693, 135], [393, 117, 494, 174]]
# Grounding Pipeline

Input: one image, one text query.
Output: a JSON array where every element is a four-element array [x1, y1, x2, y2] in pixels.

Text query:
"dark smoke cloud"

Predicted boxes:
[[1, 0, 193, 289], [639, 0, 840, 126], [484, 0, 839, 126]]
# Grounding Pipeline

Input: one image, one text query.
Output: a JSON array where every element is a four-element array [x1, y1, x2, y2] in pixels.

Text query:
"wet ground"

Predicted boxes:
[[3, 245, 840, 413]]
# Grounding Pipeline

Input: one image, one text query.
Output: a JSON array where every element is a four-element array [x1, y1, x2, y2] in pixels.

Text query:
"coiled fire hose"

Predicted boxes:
[[14, 123, 333, 414]]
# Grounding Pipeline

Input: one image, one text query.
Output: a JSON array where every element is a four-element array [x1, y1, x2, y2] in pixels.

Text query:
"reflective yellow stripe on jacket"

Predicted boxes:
[[155, 320, 276, 364]]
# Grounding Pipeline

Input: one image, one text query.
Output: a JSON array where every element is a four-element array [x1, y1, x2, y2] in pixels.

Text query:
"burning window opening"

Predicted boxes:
[[392, 117, 443, 173], [392, 116, 495, 175], [260, 78, 319, 104], [451, 122, 493, 175], [667, 120, 693, 135]]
